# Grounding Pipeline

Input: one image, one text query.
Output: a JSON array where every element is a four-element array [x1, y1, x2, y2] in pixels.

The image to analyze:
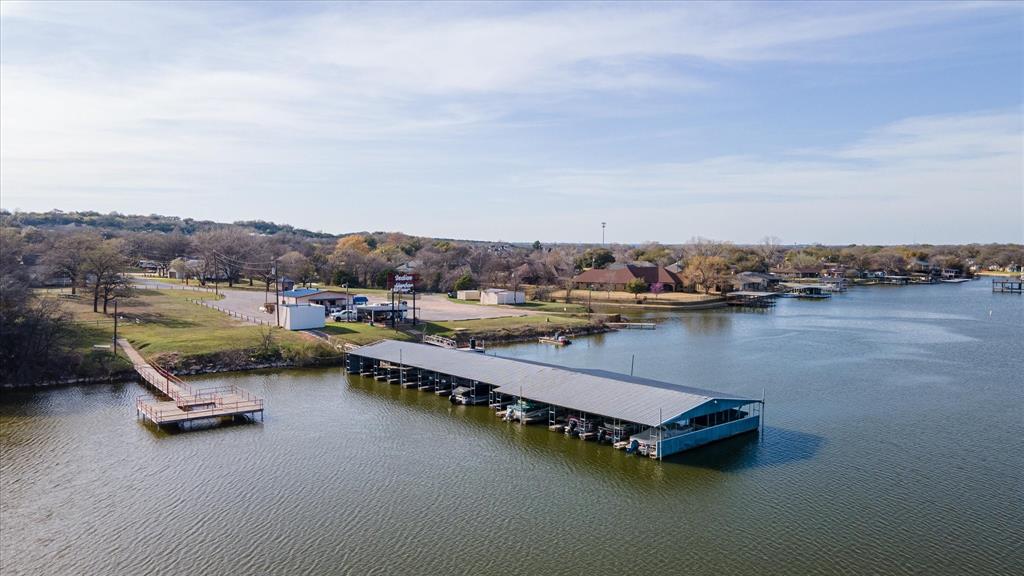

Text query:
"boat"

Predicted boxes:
[[539, 332, 572, 346], [940, 278, 970, 284], [450, 386, 489, 405], [504, 399, 548, 422], [563, 416, 596, 437]]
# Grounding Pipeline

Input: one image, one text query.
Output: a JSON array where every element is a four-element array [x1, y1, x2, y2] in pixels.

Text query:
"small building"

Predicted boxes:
[[480, 289, 525, 305], [279, 304, 325, 330], [278, 289, 351, 311], [456, 290, 481, 300]]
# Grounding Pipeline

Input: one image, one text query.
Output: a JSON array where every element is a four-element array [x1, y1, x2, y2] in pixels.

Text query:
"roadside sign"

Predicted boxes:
[[387, 273, 418, 294]]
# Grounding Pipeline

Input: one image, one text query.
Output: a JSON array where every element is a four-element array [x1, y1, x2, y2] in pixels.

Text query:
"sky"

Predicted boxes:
[[1, 1, 1021, 245]]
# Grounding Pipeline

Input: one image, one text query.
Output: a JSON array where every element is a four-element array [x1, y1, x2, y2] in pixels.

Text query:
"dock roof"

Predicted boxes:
[[350, 340, 758, 427]]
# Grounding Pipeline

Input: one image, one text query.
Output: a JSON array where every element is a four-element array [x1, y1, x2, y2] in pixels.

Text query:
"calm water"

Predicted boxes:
[[2, 281, 1022, 575]]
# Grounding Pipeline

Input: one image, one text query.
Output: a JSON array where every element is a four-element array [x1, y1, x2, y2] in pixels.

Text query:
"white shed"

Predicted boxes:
[[279, 304, 325, 330], [480, 289, 525, 305], [456, 290, 481, 300]]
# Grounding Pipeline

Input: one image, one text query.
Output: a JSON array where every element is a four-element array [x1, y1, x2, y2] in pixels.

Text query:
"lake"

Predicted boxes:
[[1, 280, 1021, 575]]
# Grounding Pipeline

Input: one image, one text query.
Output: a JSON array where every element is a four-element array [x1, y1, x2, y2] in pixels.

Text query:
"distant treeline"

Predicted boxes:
[[0, 209, 336, 239]]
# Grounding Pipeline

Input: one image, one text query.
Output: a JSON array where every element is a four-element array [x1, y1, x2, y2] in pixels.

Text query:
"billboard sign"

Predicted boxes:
[[388, 273, 418, 294]]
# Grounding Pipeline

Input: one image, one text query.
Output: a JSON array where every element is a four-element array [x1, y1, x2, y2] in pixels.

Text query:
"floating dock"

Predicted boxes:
[[607, 322, 656, 330], [119, 339, 264, 427], [346, 340, 762, 459]]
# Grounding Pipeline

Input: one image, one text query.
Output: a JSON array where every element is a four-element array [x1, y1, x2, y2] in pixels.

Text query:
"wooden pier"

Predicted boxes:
[[992, 277, 1022, 294], [118, 339, 264, 426]]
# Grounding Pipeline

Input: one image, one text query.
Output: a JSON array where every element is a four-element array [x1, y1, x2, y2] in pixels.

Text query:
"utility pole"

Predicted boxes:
[[274, 260, 280, 328], [602, 222, 606, 245], [112, 299, 118, 356]]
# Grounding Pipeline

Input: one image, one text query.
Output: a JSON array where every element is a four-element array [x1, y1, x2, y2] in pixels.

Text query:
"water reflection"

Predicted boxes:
[[668, 427, 825, 472]]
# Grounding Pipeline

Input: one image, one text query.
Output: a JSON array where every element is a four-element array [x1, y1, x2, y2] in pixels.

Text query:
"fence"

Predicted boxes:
[[185, 298, 276, 327]]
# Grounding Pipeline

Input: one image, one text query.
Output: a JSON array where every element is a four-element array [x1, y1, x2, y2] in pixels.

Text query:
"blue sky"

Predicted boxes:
[[1, 1, 1021, 244]]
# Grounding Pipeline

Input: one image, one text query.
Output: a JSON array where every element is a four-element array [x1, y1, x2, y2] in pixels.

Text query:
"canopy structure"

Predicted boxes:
[[349, 340, 758, 427]]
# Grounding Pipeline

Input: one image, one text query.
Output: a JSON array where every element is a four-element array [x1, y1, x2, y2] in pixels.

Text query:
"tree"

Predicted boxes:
[[453, 273, 476, 291], [84, 239, 132, 313], [625, 278, 647, 302], [532, 240, 542, 251], [44, 231, 97, 295], [756, 236, 783, 271], [0, 229, 72, 384], [682, 255, 728, 294], [575, 247, 614, 270], [193, 228, 256, 287], [279, 251, 316, 287], [336, 235, 371, 254]]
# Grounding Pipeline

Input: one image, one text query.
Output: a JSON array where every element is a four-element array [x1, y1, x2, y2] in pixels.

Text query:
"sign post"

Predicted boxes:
[[387, 273, 419, 327]]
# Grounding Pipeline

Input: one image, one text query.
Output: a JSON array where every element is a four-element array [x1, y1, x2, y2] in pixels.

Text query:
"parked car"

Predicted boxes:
[[330, 309, 358, 322]]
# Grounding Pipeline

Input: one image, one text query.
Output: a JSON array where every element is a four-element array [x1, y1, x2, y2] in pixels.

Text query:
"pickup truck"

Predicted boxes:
[[330, 309, 358, 322]]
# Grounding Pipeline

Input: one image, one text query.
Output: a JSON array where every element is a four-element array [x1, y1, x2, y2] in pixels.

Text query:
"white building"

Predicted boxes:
[[456, 290, 481, 300], [279, 304, 325, 330], [480, 289, 525, 305]]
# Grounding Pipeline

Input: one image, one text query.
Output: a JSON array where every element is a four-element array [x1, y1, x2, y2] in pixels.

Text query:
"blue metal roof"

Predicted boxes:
[[281, 288, 321, 297]]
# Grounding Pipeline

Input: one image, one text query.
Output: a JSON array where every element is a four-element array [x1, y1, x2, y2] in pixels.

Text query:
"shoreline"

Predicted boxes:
[[2, 320, 614, 389]]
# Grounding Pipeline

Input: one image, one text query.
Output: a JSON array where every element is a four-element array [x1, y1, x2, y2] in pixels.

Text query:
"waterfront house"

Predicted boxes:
[[572, 263, 684, 292], [728, 271, 778, 292]]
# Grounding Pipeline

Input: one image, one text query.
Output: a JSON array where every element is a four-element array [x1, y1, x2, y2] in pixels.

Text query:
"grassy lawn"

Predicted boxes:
[[442, 295, 589, 314], [319, 321, 418, 345], [549, 289, 718, 304], [431, 315, 589, 333], [43, 288, 315, 362]]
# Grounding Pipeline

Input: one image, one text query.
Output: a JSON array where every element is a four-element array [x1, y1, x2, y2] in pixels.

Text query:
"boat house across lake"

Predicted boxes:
[[346, 340, 763, 459]]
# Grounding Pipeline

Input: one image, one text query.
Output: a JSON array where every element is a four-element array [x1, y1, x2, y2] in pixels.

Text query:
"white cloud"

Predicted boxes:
[[0, 2, 1020, 244]]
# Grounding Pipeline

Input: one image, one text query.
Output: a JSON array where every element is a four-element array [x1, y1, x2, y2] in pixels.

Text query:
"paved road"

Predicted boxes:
[[135, 278, 530, 322]]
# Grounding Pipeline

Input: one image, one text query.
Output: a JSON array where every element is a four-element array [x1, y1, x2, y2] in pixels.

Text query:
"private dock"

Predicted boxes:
[[607, 322, 656, 330], [992, 277, 1022, 294], [726, 291, 778, 308], [346, 340, 762, 460], [119, 339, 264, 427]]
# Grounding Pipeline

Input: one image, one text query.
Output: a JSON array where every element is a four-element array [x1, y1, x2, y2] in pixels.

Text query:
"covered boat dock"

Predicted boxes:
[[346, 340, 762, 459]]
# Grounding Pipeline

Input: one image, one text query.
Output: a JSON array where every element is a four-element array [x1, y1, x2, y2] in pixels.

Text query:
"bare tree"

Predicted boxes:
[[44, 231, 98, 294], [194, 228, 256, 286], [756, 236, 783, 271], [85, 239, 132, 313]]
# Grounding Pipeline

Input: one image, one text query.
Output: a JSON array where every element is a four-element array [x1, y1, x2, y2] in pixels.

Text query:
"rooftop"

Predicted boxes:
[[350, 340, 758, 427], [281, 288, 321, 297]]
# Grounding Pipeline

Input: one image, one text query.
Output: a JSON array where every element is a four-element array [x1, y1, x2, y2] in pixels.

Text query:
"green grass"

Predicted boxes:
[[431, 315, 589, 333], [49, 288, 315, 361], [319, 321, 418, 345], [319, 314, 589, 346], [441, 295, 588, 314]]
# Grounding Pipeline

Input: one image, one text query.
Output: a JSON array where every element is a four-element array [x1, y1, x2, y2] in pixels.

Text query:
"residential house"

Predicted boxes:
[[571, 262, 684, 292]]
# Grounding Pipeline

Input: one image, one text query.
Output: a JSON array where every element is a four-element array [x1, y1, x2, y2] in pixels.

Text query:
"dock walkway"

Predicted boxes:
[[119, 339, 264, 426]]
